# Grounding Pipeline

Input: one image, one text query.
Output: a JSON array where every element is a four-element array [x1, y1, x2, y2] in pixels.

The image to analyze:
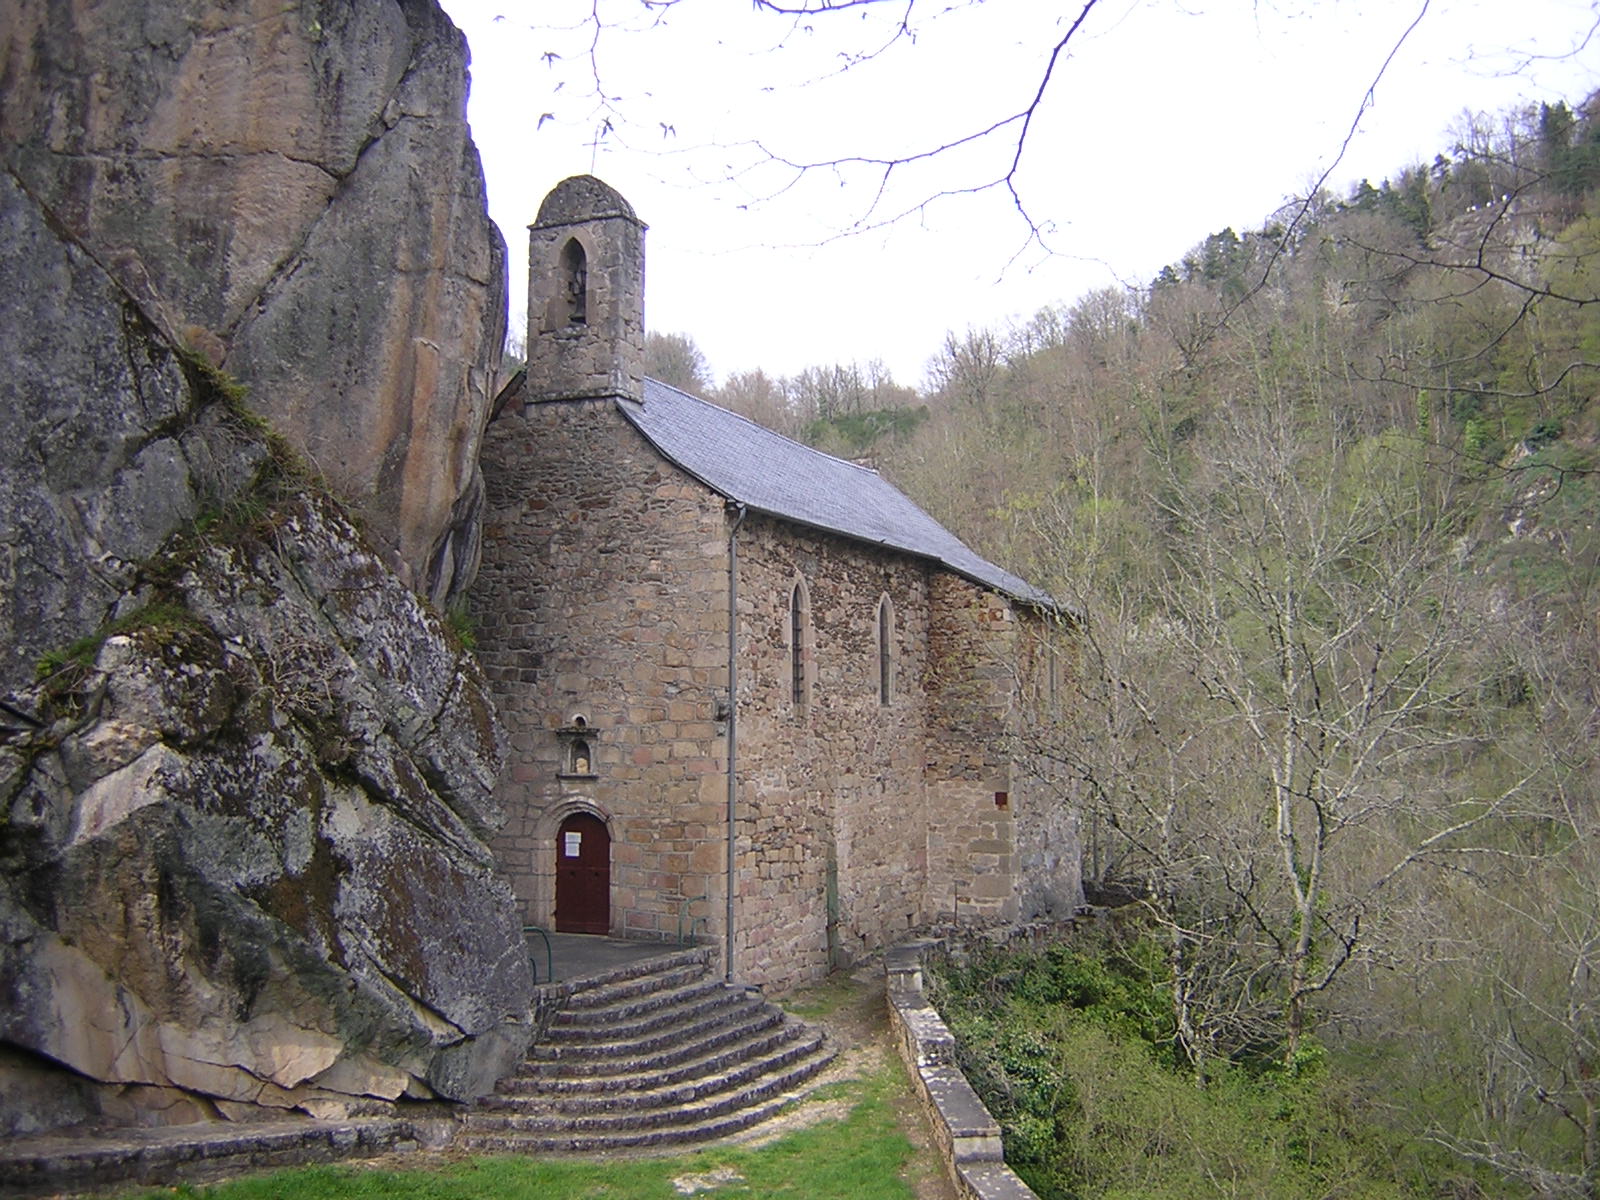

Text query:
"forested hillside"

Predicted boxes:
[[683, 95, 1600, 1198]]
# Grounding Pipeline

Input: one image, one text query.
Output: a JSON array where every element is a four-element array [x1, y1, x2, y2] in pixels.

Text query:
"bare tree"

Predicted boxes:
[[644, 330, 714, 394], [1443, 823, 1600, 1200], [714, 366, 794, 432], [1035, 388, 1546, 1066], [535, 0, 1105, 243], [925, 328, 1004, 408], [1406, 560, 1600, 1200]]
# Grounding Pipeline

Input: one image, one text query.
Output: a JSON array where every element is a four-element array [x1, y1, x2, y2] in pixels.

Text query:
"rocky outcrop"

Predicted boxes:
[[1, 0, 506, 605], [0, 19, 531, 1134], [1, 472, 531, 1131], [0, 165, 236, 699]]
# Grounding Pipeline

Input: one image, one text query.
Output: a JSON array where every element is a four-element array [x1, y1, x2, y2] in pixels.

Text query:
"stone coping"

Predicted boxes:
[[885, 939, 1039, 1200], [0, 1114, 453, 1197]]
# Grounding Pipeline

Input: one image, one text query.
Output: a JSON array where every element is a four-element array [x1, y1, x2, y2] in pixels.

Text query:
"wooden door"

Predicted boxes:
[[555, 813, 610, 934]]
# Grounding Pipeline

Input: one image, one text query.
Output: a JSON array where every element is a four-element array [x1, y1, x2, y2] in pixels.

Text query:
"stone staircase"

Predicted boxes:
[[459, 946, 835, 1153]]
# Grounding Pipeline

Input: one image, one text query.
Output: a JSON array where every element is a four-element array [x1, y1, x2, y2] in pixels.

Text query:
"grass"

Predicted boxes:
[[780, 975, 864, 1022], [34, 600, 207, 681], [123, 1062, 922, 1200], [444, 600, 478, 652]]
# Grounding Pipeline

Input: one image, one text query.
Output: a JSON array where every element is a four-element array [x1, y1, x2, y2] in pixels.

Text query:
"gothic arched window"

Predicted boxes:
[[790, 580, 810, 713], [877, 594, 895, 706]]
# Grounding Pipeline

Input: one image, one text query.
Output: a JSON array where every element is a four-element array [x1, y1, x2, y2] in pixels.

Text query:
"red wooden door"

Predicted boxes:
[[555, 813, 610, 934]]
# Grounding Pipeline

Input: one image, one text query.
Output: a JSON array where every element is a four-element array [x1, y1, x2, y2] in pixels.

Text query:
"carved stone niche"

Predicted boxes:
[[556, 713, 598, 779]]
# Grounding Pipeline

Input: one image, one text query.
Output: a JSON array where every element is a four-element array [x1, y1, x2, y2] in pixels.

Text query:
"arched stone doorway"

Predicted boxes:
[[555, 812, 611, 934]]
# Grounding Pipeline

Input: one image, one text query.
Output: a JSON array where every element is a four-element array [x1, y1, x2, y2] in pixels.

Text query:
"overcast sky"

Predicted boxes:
[[439, 0, 1599, 389]]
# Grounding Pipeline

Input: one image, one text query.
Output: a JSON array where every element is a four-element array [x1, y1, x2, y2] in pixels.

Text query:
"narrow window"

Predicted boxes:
[[559, 237, 587, 325], [790, 582, 808, 712], [877, 595, 894, 706]]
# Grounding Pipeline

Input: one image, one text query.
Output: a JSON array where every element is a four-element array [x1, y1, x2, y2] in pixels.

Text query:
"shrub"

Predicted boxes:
[[930, 941, 1428, 1200]]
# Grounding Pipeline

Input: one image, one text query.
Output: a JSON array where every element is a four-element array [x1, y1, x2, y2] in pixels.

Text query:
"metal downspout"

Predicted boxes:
[[725, 502, 748, 983]]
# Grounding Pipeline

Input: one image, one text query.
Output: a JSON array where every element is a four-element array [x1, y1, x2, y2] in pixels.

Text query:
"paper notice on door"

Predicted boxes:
[[564, 832, 582, 857]]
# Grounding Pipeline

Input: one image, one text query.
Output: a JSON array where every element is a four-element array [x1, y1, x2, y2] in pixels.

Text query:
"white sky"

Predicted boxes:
[[440, 0, 1599, 389]]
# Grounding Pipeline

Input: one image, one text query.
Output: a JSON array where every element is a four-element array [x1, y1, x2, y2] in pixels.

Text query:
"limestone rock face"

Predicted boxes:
[[0, 133, 528, 1134], [0, 167, 264, 701], [0, 485, 529, 1132], [1, 0, 506, 604]]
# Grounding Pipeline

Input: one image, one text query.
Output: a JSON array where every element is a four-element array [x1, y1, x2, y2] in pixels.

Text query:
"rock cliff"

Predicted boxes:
[[1, 0, 506, 607], [0, 483, 531, 1131], [0, 1, 532, 1135]]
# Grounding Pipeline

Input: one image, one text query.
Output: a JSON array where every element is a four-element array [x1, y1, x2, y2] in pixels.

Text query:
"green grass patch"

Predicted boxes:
[[122, 1066, 918, 1200], [34, 600, 206, 682], [176, 344, 250, 410], [34, 629, 109, 681], [444, 600, 478, 653], [780, 976, 862, 1022]]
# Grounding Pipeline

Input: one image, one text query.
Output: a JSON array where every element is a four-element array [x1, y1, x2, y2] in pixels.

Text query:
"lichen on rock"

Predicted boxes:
[[2, 486, 529, 1134], [0, 1, 530, 1130], [1, 0, 507, 606]]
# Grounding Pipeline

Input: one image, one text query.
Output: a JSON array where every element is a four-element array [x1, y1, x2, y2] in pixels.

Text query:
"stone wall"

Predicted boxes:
[[885, 941, 1039, 1200], [924, 573, 1021, 924], [475, 397, 730, 945], [732, 514, 938, 991], [477, 397, 942, 989], [1010, 615, 1085, 920], [474, 392, 1078, 992]]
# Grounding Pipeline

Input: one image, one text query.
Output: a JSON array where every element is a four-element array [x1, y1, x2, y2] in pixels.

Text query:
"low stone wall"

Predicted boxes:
[[0, 1116, 455, 1197], [885, 940, 1038, 1200]]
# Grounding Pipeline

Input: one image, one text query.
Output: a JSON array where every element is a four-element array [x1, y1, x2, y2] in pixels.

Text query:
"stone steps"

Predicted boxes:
[[559, 958, 715, 1012], [461, 947, 834, 1154], [502, 1013, 797, 1091], [483, 1020, 825, 1112], [470, 1039, 829, 1130], [544, 977, 741, 1042], [457, 1090, 800, 1155]]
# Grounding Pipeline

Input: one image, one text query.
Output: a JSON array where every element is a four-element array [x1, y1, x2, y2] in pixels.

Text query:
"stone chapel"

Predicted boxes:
[[475, 175, 1081, 993]]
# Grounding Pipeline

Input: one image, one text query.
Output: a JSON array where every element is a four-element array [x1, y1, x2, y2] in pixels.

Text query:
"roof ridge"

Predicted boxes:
[[626, 378, 1058, 612]]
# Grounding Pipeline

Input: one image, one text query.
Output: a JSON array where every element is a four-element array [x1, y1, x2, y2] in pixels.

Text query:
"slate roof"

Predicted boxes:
[[619, 378, 1056, 610]]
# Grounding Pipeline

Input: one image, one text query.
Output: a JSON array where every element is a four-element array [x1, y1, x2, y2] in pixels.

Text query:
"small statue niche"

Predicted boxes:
[[557, 716, 597, 778]]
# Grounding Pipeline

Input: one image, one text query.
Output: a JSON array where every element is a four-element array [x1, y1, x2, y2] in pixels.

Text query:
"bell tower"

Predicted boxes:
[[525, 175, 646, 403]]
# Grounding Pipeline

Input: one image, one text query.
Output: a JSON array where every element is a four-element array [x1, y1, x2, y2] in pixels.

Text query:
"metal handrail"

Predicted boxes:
[[523, 924, 554, 984], [676, 895, 709, 947]]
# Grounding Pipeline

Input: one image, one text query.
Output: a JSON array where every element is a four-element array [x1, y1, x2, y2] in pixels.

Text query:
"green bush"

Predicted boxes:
[[443, 600, 478, 652], [930, 942, 1430, 1200]]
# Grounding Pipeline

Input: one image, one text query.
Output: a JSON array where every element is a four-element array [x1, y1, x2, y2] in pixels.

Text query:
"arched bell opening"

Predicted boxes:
[[559, 237, 588, 326]]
